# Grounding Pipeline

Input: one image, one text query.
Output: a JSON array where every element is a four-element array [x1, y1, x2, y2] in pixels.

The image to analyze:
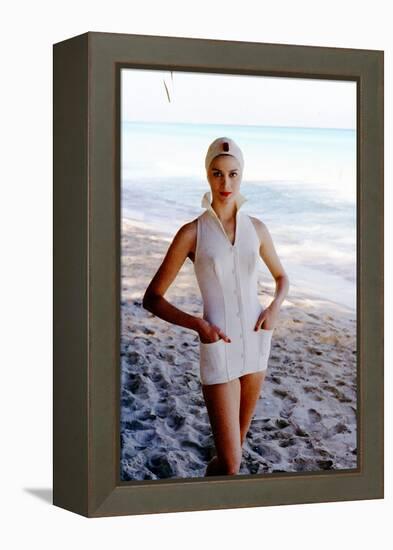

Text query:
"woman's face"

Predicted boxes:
[[207, 155, 242, 203]]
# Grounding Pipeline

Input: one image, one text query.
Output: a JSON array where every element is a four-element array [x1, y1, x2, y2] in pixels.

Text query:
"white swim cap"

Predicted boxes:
[[205, 137, 244, 172]]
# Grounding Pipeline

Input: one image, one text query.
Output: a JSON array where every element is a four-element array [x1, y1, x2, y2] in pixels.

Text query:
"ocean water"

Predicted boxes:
[[121, 122, 357, 312]]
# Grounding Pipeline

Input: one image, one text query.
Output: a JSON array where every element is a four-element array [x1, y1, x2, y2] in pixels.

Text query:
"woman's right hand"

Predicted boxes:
[[197, 319, 231, 344]]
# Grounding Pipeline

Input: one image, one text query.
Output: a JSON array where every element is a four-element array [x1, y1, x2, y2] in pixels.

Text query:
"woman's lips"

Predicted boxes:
[[220, 191, 232, 196]]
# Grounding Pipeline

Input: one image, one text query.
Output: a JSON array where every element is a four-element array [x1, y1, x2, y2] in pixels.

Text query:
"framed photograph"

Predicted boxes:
[[53, 31, 384, 517]]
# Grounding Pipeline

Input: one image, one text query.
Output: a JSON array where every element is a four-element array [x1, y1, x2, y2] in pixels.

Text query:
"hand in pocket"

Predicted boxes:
[[254, 303, 279, 331], [197, 320, 231, 344]]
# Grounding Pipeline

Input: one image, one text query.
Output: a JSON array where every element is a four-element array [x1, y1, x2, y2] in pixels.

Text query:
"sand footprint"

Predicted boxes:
[[251, 442, 282, 463], [181, 440, 210, 461], [278, 437, 297, 448], [148, 452, 176, 478], [334, 422, 351, 434], [165, 413, 186, 431], [135, 409, 156, 422], [275, 418, 290, 429], [325, 422, 352, 438], [281, 398, 298, 419], [150, 370, 171, 390], [124, 372, 149, 396], [316, 459, 334, 470], [323, 383, 352, 403], [273, 388, 295, 400], [123, 419, 148, 431], [308, 408, 322, 423], [302, 385, 324, 402], [314, 446, 334, 459], [132, 428, 156, 447], [273, 388, 298, 419], [154, 402, 170, 418]]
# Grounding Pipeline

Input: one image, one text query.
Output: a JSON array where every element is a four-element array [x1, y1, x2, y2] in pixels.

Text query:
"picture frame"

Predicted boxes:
[[53, 31, 384, 517]]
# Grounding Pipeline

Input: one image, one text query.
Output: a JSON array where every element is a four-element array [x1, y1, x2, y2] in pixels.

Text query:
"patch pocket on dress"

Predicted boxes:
[[259, 328, 274, 369], [199, 339, 227, 385]]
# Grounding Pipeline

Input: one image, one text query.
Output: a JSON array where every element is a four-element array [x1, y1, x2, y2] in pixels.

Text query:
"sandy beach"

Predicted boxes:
[[120, 218, 357, 481]]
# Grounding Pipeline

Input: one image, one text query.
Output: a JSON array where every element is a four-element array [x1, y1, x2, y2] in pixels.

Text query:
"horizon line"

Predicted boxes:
[[122, 120, 356, 132]]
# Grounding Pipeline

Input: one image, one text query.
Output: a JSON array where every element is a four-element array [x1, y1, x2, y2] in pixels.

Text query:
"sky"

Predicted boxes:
[[121, 68, 356, 130]]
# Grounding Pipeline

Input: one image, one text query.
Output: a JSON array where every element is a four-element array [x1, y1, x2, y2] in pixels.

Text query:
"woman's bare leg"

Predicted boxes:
[[239, 371, 267, 446], [202, 378, 242, 476]]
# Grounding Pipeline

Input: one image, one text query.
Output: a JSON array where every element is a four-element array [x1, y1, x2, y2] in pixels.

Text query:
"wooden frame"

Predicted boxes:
[[53, 31, 384, 517]]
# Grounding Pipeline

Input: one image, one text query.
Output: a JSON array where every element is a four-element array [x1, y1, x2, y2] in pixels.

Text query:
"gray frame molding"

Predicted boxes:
[[53, 31, 384, 517]]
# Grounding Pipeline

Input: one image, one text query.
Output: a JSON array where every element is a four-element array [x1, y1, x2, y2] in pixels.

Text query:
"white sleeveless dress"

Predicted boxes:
[[194, 190, 274, 386]]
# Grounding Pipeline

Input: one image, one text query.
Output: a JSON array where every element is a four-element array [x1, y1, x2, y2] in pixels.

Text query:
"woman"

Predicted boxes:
[[142, 137, 289, 477]]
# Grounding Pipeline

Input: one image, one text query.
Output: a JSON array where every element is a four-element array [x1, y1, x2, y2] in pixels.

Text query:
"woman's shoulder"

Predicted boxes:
[[247, 215, 268, 234], [171, 209, 209, 243], [247, 215, 272, 247], [172, 218, 198, 244]]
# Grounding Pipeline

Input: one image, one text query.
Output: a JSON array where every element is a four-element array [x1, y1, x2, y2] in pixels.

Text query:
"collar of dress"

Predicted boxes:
[[201, 191, 248, 218]]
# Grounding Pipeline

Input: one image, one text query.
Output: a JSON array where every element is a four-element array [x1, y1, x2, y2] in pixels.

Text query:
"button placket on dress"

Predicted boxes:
[[201, 190, 249, 381], [233, 246, 246, 371]]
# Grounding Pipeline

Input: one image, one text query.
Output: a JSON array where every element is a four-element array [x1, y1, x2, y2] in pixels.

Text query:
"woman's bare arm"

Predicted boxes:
[[142, 221, 201, 333], [250, 216, 290, 309]]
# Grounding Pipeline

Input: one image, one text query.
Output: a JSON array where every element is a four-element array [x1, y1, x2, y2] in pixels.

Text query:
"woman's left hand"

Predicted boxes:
[[254, 301, 280, 331]]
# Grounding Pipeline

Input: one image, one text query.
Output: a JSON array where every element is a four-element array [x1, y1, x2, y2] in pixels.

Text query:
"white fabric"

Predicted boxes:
[[194, 191, 274, 386]]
